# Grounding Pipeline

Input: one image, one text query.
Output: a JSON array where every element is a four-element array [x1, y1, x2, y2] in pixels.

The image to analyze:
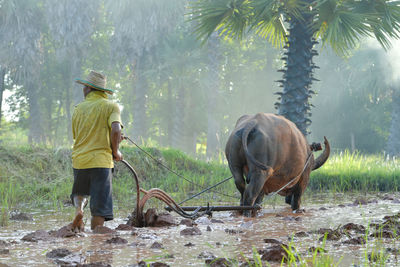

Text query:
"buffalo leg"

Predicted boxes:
[[230, 165, 246, 206], [290, 184, 302, 210], [242, 168, 271, 216], [285, 194, 292, 205], [255, 191, 264, 205]]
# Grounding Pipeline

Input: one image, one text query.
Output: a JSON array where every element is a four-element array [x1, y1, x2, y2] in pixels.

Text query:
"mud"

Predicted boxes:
[[1, 193, 400, 266]]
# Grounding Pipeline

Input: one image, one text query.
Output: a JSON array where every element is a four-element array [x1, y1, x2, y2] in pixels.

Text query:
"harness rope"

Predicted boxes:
[[123, 136, 235, 201], [262, 152, 313, 203], [122, 136, 315, 214]]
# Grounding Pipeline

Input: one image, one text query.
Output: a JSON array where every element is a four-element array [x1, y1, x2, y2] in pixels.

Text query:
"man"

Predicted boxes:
[[71, 70, 123, 232]]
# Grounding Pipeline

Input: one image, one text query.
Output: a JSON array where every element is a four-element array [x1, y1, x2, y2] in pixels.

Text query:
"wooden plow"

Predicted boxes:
[[121, 160, 260, 227]]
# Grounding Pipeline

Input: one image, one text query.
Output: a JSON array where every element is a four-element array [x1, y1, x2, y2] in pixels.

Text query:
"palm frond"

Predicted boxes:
[[250, 0, 287, 47], [190, 0, 253, 40], [366, 0, 400, 50], [316, 1, 373, 56]]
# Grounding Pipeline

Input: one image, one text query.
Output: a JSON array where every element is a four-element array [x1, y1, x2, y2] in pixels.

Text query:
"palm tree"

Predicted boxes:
[[0, 0, 45, 143], [44, 0, 101, 142], [106, 0, 185, 142], [191, 0, 400, 135]]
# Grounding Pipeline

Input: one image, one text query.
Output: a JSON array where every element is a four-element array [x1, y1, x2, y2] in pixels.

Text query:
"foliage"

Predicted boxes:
[[0, 0, 399, 155]]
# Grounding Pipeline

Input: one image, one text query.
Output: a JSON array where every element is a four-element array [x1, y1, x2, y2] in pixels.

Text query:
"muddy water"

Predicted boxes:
[[1, 193, 400, 266]]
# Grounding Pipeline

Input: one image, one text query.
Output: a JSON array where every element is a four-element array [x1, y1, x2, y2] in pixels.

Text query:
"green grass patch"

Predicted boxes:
[[1, 145, 399, 212], [310, 151, 400, 192]]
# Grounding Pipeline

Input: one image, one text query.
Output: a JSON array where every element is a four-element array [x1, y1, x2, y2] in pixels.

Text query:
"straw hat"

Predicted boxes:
[[76, 70, 114, 94]]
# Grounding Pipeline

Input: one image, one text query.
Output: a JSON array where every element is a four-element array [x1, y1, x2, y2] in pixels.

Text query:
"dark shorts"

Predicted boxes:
[[71, 168, 113, 221]]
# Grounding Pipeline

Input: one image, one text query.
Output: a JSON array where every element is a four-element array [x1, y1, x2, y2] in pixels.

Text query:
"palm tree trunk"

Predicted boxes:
[[275, 8, 318, 136], [206, 33, 220, 158], [0, 66, 6, 128], [386, 89, 400, 156]]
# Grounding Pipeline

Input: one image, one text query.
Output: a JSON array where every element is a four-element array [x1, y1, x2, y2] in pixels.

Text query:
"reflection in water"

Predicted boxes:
[[0, 193, 400, 266]]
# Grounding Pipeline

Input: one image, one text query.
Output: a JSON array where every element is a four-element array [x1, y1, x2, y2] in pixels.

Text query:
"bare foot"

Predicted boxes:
[[72, 211, 84, 232]]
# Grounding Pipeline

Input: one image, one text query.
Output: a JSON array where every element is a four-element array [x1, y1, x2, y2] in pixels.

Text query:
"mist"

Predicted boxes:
[[1, 0, 399, 157]]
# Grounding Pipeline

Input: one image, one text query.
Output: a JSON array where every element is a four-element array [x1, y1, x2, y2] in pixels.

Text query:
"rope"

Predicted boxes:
[[123, 136, 236, 199], [262, 152, 313, 203]]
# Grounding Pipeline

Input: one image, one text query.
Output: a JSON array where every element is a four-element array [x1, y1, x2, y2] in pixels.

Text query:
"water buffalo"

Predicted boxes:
[[225, 113, 330, 216]]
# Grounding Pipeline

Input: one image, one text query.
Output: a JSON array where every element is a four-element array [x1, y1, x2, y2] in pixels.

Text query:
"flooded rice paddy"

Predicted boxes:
[[1, 193, 400, 266]]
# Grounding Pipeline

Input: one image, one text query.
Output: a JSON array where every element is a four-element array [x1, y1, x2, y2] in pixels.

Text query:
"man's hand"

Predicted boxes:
[[113, 150, 123, 161]]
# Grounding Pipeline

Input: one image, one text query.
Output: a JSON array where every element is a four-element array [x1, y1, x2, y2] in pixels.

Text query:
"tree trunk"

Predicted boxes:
[[275, 6, 318, 136], [171, 81, 185, 150], [132, 54, 148, 143], [167, 77, 173, 147], [66, 78, 73, 143], [206, 33, 220, 159], [386, 89, 400, 156], [27, 79, 43, 144], [0, 66, 6, 128], [72, 57, 83, 105]]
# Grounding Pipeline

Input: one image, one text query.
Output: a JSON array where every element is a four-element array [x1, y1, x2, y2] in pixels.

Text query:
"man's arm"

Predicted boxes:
[[111, 122, 123, 161]]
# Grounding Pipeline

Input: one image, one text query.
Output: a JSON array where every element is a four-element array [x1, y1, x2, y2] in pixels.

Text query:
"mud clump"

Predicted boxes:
[[342, 236, 365, 245], [341, 223, 365, 233], [180, 227, 202, 236], [0, 249, 9, 255], [105, 236, 128, 245], [137, 261, 169, 267], [205, 257, 233, 267], [93, 226, 116, 234], [210, 219, 224, 224], [294, 231, 308, 237], [144, 209, 177, 227], [264, 238, 282, 244], [78, 262, 111, 267], [184, 242, 195, 247], [179, 219, 195, 227], [224, 229, 244, 234], [51, 224, 81, 238], [198, 251, 216, 260], [150, 242, 164, 249], [46, 248, 72, 259], [115, 224, 134, 231], [22, 230, 51, 242], [370, 230, 395, 238], [258, 244, 289, 262], [10, 212, 33, 221]]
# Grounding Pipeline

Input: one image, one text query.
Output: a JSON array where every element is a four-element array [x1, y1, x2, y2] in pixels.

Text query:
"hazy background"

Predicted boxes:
[[1, 0, 399, 159]]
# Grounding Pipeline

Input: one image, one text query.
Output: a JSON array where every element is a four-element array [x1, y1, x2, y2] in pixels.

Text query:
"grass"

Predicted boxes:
[[309, 150, 400, 192], [0, 144, 399, 214]]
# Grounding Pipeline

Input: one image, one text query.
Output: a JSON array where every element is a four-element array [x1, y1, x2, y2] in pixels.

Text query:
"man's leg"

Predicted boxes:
[[90, 168, 113, 230], [91, 216, 105, 230], [71, 169, 90, 232], [72, 195, 88, 231]]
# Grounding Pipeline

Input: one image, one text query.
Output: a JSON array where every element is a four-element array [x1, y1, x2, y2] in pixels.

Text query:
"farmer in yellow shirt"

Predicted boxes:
[[71, 70, 123, 232]]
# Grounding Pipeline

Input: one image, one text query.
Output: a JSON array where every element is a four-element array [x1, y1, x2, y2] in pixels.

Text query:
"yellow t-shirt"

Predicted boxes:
[[72, 91, 123, 169]]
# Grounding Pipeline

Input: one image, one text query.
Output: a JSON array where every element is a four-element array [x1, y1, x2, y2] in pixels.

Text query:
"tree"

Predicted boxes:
[[0, 0, 45, 143], [191, 0, 400, 135], [44, 0, 101, 142], [106, 0, 185, 142]]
